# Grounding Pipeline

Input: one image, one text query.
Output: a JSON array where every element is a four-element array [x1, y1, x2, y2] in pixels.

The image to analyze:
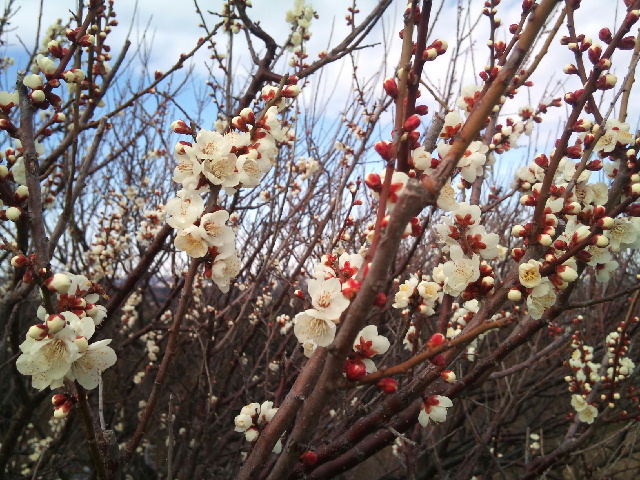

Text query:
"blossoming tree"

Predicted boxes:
[[1, 0, 640, 479]]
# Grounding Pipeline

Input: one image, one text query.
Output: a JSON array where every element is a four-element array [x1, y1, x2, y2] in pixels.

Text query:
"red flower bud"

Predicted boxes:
[[344, 358, 367, 380], [376, 377, 398, 394], [374, 141, 393, 160], [170, 120, 192, 135], [300, 451, 317, 466], [427, 333, 446, 349], [373, 292, 387, 307], [599, 28, 612, 44], [430, 354, 446, 367], [415, 104, 429, 115], [619, 36, 637, 50], [364, 172, 382, 192], [383, 77, 398, 98]]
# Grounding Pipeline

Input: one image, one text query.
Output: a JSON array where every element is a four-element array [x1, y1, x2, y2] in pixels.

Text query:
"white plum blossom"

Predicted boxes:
[[519, 259, 542, 288], [436, 245, 480, 296], [594, 119, 633, 152], [174, 224, 209, 258], [392, 275, 419, 308], [166, 189, 205, 230], [456, 84, 481, 113], [354, 325, 389, 355], [308, 277, 350, 320], [526, 279, 557, 319], [606, 217, 640, 251], [437, 180, 458, 211], [294, 309, 337, 351], [67, 339, 117, 390], [418, 395, 453, 426], [199, 210, 235, 248], [207, 253, 241, 293], [16, 328, 79, 390]]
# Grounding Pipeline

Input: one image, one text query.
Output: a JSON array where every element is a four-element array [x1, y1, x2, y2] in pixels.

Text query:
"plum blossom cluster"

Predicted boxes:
[[167, 100, 294, 292], [392, 274, 444, 317], [234, 401, 282, 452], [285, 0, 315, 67], [293, 252, 364, 356], [14, 272, 116, 394], [509, 121, 640, 318]]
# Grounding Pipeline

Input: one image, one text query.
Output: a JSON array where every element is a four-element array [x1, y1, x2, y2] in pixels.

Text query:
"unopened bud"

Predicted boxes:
[[27, 324, 49, 340], [46, 273, 72, 294], [46, 314, 66, 334], [508, 288, 522, 302]]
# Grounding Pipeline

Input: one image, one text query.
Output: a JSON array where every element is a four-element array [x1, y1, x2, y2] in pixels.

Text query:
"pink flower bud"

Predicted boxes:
[[281, 85, 300, 98], [240, 108, 255, 124], [563, 64, 578, 75], [48, 40, 64, 58], [422, 48, 438, 61], [29, 90, 46, 103], [596, 73, 617, 90], [596, 57, 612, 70], [46, 273, 72, 294], [557, 265, 578, 282], [4, 206, 22, 221], [597, 216, 614, 229]]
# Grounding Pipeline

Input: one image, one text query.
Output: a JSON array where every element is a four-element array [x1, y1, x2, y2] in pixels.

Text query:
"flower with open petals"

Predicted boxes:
[[308, 277, 350, 321], [439, 245, 480, 296], [418, 395, 453, 426], [166, 189, 204, 230], [354, 325, 390, 358], [174, 224, 209, 258], [16, 328, 79, 390], [519, 259, 542, 288], [68, 339, 117, 390], [294, 309, 337, 348]]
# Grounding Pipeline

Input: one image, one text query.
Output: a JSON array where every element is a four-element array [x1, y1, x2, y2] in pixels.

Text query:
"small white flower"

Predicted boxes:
[[418, 395, 453, 426], [307, 277, 350, 321], [68, 339, 117, 390], [174, 224, 209, 258], [577, 405, 598, 424], [294, 309, 337, 347], [519, 259, 542, 288], [353, 325, 390, 358]]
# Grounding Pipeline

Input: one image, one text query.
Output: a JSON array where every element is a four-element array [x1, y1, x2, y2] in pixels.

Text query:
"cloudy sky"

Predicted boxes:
[[2, 0, 639, 171]]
